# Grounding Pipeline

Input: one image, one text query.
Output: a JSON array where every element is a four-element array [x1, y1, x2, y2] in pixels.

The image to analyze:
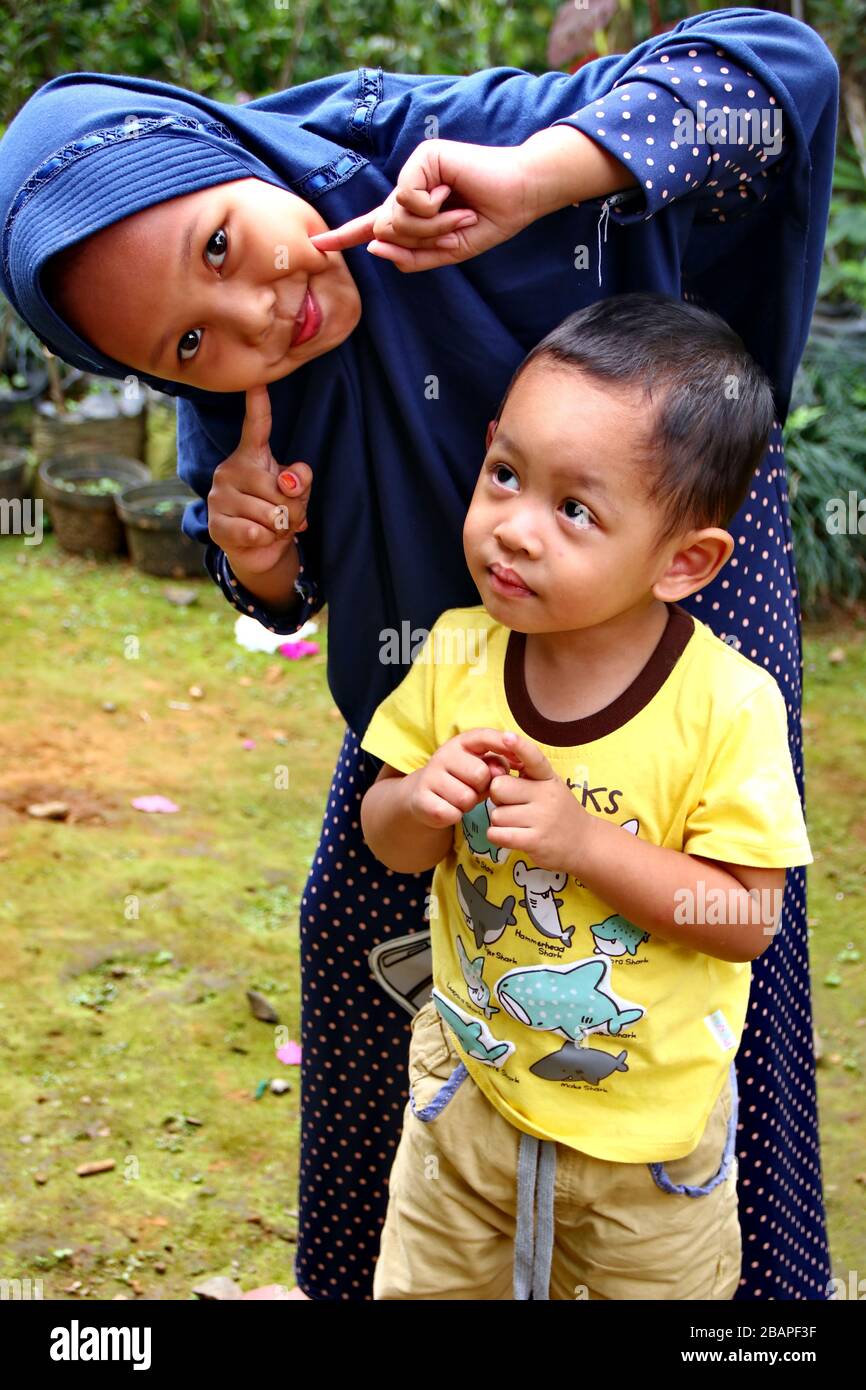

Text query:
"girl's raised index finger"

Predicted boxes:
[[240, 384, 273, 459], [309, 209, 378, 251]]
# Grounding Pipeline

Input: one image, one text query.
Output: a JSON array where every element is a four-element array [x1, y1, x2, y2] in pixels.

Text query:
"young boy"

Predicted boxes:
[[358, 292, 813, 1302]]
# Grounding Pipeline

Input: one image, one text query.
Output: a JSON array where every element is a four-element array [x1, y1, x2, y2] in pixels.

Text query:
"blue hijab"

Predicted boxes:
[[0, 9, 838, 737]]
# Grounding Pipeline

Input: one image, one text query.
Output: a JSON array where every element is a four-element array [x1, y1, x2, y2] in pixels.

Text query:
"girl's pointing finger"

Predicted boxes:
[[309, 209, 379, 251]]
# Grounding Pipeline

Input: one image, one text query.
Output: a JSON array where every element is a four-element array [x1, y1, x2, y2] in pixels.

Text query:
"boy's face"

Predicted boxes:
[[51, 177, 362, 392], [463, 360, 724, 632]]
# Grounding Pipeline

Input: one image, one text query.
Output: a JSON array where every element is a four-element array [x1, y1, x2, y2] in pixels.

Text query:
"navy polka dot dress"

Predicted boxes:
[[680, 421, 829, 1300], [206, 37, 834, 1301]]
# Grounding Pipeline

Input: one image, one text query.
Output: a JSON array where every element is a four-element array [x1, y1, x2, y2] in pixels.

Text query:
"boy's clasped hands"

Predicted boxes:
[[407, 728, 591, 876]]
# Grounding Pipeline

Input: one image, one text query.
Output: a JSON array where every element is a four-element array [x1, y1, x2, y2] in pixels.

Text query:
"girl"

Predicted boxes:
[[0, 6, 838, 1300]]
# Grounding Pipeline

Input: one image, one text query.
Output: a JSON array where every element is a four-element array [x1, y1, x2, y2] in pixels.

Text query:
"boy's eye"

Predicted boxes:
[[177, 227, 229, 364], [490, 462, 519, 490], [562, 499, 593, 528]]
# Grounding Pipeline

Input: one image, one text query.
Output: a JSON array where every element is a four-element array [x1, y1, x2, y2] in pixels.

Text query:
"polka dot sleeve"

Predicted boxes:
[[204, 533, 321, 635], [551, 39, 788, 224]]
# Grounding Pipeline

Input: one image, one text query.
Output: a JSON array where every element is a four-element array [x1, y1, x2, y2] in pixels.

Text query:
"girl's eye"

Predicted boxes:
[[177, 227, 229, 364], [562, 499, 593, 528], [177, 328, 202, 363], [205, 227, 228, 270], [490, 462, 519, 490]]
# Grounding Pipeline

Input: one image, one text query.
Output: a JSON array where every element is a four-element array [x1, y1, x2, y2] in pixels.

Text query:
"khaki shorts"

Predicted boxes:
[[373, 997, 742, 1301]]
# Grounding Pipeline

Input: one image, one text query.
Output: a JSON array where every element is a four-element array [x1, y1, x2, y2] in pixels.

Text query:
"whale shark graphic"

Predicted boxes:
[[455, 863, 517, 949], [590, 913, 650, 958], [432, 990, 514, 1067], [455, 934, 499, 1018], [495, 958, 644, 1045]]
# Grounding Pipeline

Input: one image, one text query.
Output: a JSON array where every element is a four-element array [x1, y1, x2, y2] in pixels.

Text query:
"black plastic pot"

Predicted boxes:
[[116, 480, 204, 578], [39, 453, 152, 557], [0, 446, 31, 504], [0, 361, 83, 414], [0, 365, 48, 410]]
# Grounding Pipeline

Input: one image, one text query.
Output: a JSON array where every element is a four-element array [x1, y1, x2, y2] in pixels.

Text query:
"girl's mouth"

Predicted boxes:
[[290, 285, 323, 347]]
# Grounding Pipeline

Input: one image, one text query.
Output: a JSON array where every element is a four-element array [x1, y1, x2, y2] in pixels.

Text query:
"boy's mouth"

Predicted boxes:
[[488, 563, 536, 598]]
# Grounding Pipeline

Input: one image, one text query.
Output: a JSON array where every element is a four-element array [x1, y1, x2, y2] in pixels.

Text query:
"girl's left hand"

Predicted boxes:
[[308, 138, 538, 271]]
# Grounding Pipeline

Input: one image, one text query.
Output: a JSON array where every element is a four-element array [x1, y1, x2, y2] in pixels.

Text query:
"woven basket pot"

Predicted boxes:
[[39, 454, 152, 557]]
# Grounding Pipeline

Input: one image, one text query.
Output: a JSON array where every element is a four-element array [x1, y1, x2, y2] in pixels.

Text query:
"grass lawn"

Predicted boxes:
[[0, 534, 862, 1299], [0, 535, 342, 1299]]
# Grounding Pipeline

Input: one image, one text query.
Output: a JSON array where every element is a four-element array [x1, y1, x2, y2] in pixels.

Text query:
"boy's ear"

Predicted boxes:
[[485, 419, 498, 451]]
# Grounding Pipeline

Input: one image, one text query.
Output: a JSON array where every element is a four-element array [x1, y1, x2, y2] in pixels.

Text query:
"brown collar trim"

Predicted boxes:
[[503, 603, 695, 746]]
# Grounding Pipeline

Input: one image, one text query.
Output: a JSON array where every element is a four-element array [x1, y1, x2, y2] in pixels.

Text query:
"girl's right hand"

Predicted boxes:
[[207, 384, 313, 577], [309, 139, 533, 272], [405, 729, 520, 829]]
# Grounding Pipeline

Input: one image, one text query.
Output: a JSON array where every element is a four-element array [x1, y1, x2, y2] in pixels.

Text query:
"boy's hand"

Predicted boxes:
[[486, 730, 590, 874], [309, 139, 536, 272], [207, 384, 313, 577], [405, 728, 523, 829]]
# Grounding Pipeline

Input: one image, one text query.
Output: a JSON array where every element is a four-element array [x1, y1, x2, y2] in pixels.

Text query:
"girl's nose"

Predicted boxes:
[[222, 285, 277, 345]]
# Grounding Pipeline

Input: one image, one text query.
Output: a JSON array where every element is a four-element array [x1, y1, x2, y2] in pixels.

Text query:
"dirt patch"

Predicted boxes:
[[0, 781, 120, 825]]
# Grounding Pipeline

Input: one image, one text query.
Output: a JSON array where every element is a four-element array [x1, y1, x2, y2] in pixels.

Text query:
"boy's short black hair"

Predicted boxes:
[[493, 292, 776, 543]]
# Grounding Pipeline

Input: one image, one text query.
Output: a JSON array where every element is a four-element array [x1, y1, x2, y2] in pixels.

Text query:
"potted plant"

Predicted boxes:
[[39, 453, 152, 557], [116, 480, 205, 578], [33, 357, 149, 465]]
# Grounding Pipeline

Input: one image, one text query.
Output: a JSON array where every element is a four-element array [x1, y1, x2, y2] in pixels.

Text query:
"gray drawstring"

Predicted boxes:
[[514, 1131, 557, 1299], [596, 199, 611, 288]]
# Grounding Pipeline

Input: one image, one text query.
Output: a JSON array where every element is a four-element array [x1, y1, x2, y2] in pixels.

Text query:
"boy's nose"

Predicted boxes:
[[492, 513, 543, 558]]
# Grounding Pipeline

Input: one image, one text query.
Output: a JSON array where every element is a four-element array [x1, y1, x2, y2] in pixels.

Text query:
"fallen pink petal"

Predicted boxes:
[[131, 795, 180, 814], [277, 639, 320, 660], [276, 1041, 302, 1065]]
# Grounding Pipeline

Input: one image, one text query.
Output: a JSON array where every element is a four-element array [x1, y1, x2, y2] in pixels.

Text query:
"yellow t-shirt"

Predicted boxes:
[[360, 602, 813, 1162]]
